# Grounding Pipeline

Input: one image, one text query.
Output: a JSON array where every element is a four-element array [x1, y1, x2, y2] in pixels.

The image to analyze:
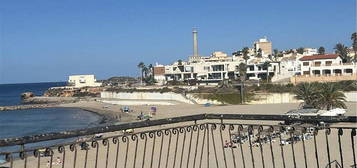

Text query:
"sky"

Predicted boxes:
[[0, 0, 356, 84]]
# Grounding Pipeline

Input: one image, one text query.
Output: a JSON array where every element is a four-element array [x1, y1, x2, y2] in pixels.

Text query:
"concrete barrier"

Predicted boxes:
[[101, 92, 195, 104], [249, 91, 357, 104]]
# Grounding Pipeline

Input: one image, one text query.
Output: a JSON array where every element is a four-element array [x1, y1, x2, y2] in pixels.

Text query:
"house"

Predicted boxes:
[[68, 75, 102, 88], [299, 54, 354, 76], [290, 54, 357, 84]]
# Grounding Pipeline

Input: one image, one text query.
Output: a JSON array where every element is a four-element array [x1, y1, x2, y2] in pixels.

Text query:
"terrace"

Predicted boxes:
[[0, 114, 356, 168]]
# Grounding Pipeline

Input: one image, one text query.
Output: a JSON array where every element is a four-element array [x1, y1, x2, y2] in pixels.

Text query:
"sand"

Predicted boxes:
[[1, 101, 356, 168]]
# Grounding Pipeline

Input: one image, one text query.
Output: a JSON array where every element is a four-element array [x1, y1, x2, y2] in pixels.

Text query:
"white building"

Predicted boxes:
[[303, 48, 318, 56], [299, 54, 356, 76], [68, 75, 102, 88], [154, 52, 280, 85]]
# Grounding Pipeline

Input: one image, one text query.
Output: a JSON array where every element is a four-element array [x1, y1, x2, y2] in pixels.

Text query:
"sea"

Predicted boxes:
[[0, 82, 103, 158]]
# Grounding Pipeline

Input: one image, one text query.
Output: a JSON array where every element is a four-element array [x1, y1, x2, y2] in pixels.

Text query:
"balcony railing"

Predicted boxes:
[[0, 114, 356, 168]]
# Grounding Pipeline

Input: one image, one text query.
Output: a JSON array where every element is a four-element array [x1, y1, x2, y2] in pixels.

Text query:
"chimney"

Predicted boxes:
[[193, 28, 198, 57]]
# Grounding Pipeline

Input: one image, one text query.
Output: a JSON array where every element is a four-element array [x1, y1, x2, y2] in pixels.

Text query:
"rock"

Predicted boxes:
[[21, 92, 34, 99]]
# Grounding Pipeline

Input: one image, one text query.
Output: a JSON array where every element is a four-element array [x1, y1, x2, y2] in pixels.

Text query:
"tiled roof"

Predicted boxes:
[[299, 54, 339, 61]]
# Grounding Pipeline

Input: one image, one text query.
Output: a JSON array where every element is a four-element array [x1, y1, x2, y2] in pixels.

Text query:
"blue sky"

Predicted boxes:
[[0, 0, 356, 84]]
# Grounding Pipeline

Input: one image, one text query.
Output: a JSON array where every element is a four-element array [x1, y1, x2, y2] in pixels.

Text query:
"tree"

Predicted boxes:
[[237, 63, 247, 103], [318, 83, 346, 110], [273, 49, 279, 61], [294, 83, 320, 108], [297, 47, 304, 54], [351, 32, 357, 62], [137, 62, 145, 85], [294, 82, 347, 110], [256, 48, 262, 58], [318, 46, 325, 55], [261, 61, 271, 83], [242, 47, 250, 64], [237, 63, 247, 81], [334, 43, 350, 63], [177, 59, 183, 66]]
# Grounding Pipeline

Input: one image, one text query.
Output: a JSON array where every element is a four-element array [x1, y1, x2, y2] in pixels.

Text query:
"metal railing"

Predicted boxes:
[[0, 114, 356, 168]]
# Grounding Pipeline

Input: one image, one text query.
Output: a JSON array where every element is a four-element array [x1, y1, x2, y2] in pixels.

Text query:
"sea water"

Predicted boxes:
[[0, 82, 103, 157]]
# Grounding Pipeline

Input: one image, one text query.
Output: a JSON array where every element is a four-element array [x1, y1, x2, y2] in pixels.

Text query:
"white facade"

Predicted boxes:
[[68, 75, 102, 88], [299, 54, 356, 76], [154, 52, 280, 85], [303, 48, 318, 56]]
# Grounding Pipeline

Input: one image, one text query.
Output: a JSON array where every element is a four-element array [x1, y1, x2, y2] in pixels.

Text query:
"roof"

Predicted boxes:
[[299, 54, 339, 61]]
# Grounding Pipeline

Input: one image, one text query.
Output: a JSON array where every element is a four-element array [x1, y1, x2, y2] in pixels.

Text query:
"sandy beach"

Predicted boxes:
[[1, 101, 356, 168]]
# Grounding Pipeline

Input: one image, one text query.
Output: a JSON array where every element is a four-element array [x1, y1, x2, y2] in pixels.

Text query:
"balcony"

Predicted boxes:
[[0, 114, 356, 168]]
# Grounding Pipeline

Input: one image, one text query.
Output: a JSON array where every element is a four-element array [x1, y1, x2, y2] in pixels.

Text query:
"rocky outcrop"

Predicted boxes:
[[22, 96, 79, 104], [44, 87, 103, 97], [21, 92, 34, 99], [0, 104, 55, 111]]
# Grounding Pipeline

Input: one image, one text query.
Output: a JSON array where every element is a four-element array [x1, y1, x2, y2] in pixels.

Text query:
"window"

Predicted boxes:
[[314, 62, 321, 66], [303, 71, 310, 75], [303, 62, 309, 66], [325, 61, 332, 66], [212, 65, 224, 71]]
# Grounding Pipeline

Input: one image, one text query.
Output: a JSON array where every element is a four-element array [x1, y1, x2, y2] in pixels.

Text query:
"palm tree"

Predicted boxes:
[[334, 43, 350, 63], [177, 60, 183, 66], [237, 63, 247, 103], [294, 83, 320, 108], [294, 82, 347, 110], [318, 46, 325, 55], [256, 48, 262, 58], [242, 47, 250, 64], [273, 49, 279, 61], [237, 63, 247, 81], [261, 61, 271, 83], [297, 47, 304, 54], [351, 32, 357, 62], [137, 62, 145, 85], [142, 66, 148, 79], [318, 83, 347, 110]]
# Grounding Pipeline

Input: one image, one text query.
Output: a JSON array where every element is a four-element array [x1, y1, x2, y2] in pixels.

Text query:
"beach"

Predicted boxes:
[[1, 100, 356, 168]]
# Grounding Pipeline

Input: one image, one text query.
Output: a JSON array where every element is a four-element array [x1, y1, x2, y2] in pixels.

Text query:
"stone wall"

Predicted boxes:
[[290, 74, 357, 84]]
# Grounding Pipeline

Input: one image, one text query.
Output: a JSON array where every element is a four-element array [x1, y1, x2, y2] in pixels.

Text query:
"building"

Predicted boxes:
[[153, 30, 280, 85], [68, 75, 102, 88], [291, 54, 357, 84], [254, 37, 272, 56], [303, 48, 318, 56]]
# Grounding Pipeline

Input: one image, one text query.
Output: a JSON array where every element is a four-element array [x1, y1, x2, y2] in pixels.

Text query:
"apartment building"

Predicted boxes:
[[290, 54, 357, 84], [154, 52, 280, 85], [299, 54, 355, 75], [68, 75, 102, 88], [254, 37, 272, 56]]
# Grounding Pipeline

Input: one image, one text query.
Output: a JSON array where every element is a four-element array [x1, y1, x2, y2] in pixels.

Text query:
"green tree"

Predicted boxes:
[[137, 62, 145, 85], [237, 63, 247, 103], [237, 63, 247, 81], [318, 46, 325, 55], [242, 47, 250, 63], [177, 59, 183, 66], [294, 82, 347, 110], [334, 43, 350, 63], [273, 49, 279, 61], [351, 32, 357, 62], [297, 47, 304, 54], [294, 83, 320, 108], [261, 61, 271, 83], [256, 48, 262, 58], [318, 83, 347, 110]]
